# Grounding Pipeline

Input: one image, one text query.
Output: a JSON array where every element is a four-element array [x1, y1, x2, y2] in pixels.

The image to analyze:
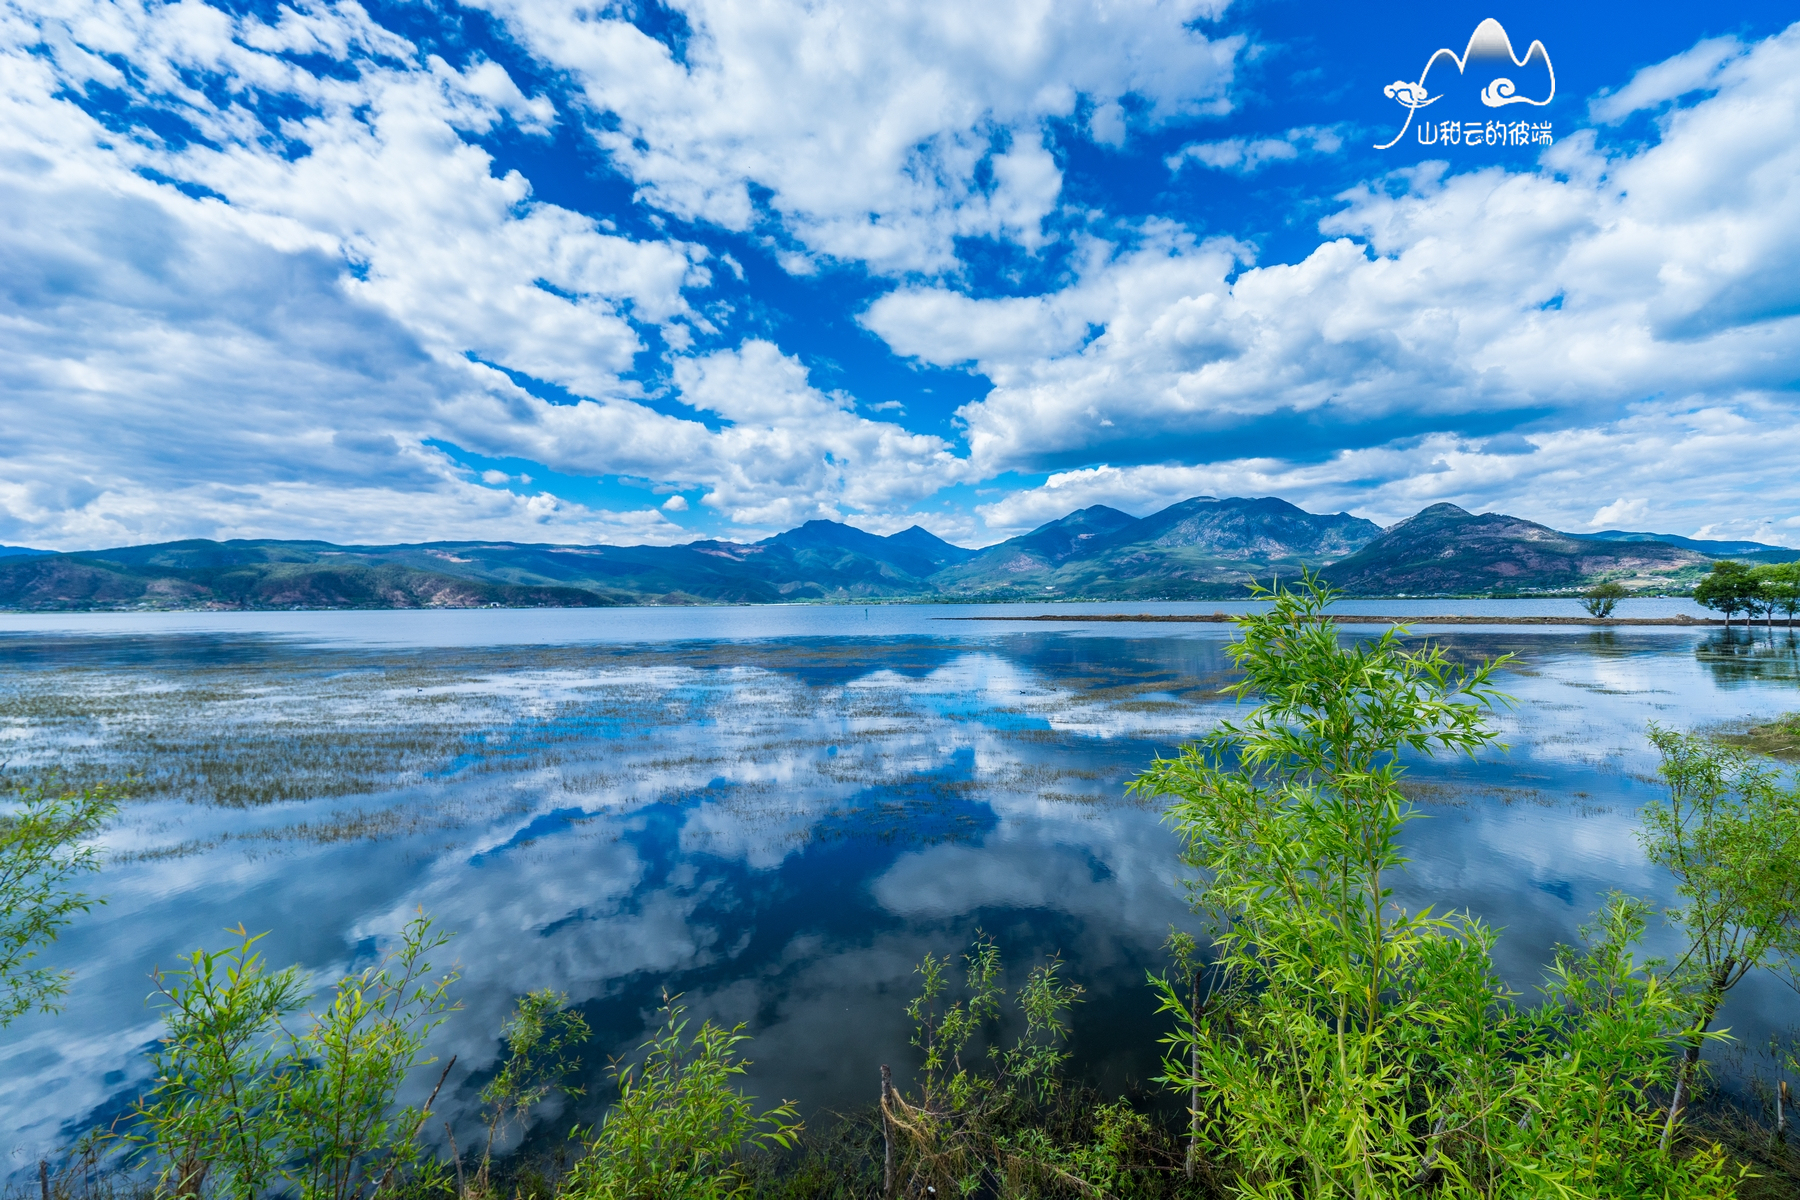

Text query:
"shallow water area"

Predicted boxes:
[[0, 594, 1724, 647], [1, 601, 1796, 1171]]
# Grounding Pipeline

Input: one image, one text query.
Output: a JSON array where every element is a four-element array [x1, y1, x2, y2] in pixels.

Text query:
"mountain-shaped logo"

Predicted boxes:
[[1376, 18, 1556, 150]]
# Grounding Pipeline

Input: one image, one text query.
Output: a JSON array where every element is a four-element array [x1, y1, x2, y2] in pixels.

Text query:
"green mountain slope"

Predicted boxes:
[[3, 497, 1782, 610], [1320, 504, 1711, 595], [934, 496, 1381, 599], [0, 521, 981, 609], [0, 553, 610, 610]]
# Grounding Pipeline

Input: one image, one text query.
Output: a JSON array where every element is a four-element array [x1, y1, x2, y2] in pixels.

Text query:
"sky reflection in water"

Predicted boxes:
[[0, 610, 1796, 1170]]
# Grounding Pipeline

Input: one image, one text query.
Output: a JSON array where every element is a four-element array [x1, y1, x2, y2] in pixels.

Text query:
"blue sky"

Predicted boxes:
[[2, 0, 1797, 549]]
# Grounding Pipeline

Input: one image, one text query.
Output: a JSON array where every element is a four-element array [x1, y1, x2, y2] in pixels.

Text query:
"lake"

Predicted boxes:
[[1, 600, 1797, 1172]]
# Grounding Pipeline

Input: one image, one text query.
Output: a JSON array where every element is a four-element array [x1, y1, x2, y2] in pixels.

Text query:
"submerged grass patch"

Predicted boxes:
[[0, 633, 1234, 863], [1719, 712, 1800, 761]]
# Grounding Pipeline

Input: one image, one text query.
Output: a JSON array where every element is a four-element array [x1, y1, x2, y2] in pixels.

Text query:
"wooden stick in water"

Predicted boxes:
[[881, 1063, 896, 1198]]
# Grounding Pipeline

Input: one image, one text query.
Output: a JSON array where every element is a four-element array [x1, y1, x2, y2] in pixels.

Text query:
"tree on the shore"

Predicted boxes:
[[1694, 561, 1760, 626], [1752, 562, 1800, 627], [1582, 579, 1629, 618]]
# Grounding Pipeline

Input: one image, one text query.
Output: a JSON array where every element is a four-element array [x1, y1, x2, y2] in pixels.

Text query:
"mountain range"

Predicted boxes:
[[2, 497, 1793, 610]]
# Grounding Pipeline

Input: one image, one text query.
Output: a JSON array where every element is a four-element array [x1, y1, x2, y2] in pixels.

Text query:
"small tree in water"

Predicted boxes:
[[1134, 575, 1740, 1196], [1750, 562, 1800, 628], [1581, 580, 1629, 618], [1695, 561, 1760, 627]]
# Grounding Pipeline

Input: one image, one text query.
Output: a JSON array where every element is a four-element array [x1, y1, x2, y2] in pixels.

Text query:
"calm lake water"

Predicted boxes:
[[1, 601, 1797, 1171]]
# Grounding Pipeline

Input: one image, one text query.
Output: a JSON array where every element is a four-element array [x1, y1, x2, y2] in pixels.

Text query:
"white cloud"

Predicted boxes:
[[970, 395, 1800, 545], [661, 494, 689, 512], [1588, 497, 1651, 530], [0, 469, 690, 551], [467, 0, 1245, 273], [670, 341, 973, 529], [6, 0, 1800, 553], [865, 227, 1248, 370], [1166, 124, 1344, 174], [864, 24, 1800, 550], [1589, 36, 1744, 123], [0, 0, 989, 548]]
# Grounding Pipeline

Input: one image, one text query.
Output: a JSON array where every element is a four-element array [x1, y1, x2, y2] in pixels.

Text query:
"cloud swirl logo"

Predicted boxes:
[[1376, 18, 1556, 149]]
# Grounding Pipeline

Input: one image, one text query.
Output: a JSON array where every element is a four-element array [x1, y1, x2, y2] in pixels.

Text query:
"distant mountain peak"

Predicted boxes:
[[1325, 504, 1707, 595], [1574, 528, 1800, 563], [886, 524, 969, 550], [760, 518, 974, 577]]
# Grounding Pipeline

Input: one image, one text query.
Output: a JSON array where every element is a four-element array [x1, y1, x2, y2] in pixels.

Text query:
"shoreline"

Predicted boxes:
[[940, 613, 1797, 627]]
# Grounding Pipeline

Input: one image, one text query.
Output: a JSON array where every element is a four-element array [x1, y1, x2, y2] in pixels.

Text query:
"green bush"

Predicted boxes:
[[563, 994, 800, 1200], [1641, 727, 1800, 1146], [0, 776, 117, 1026], [120, 913, 460, 1200], [1132, 575, 1743, 1197], [465, 989, 590, 1198]]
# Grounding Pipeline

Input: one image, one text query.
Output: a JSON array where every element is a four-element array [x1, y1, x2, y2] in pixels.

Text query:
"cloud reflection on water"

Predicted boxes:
[[0, 622, 1794, 1170]]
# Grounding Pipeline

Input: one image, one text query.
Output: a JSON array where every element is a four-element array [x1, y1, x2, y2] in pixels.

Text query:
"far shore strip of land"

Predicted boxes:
[[941, 613, 1800, 627]]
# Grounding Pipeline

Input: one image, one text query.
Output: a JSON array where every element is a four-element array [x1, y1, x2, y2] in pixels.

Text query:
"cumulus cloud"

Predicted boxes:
[[21, 0, 713, 398], [671, 341, 972, 529], [0, 0, 992, 547], [1589, 37, 1744, 123], [467, 0, 1245, 273], [4, 0, 1800, 551], [1588, 497, 1652, 530], [865, 25, 1800, 538]]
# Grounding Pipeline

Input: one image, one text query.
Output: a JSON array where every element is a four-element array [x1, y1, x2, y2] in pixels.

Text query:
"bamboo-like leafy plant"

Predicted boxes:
[[565, 993, 801, 1200], [1640, 727, 1800, 1147], [1136, 575, 1741, 1197], [0, 777, 118, 1026], [467, 988, 590, 1196], [885, 934, 1097, 1198], [123, 913, 461, 1200]]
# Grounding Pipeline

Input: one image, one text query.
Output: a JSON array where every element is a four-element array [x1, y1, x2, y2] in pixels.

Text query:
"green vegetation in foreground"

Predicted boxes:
[[13, 579, 1800, 1197], [0, 778, 117, 1026]]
